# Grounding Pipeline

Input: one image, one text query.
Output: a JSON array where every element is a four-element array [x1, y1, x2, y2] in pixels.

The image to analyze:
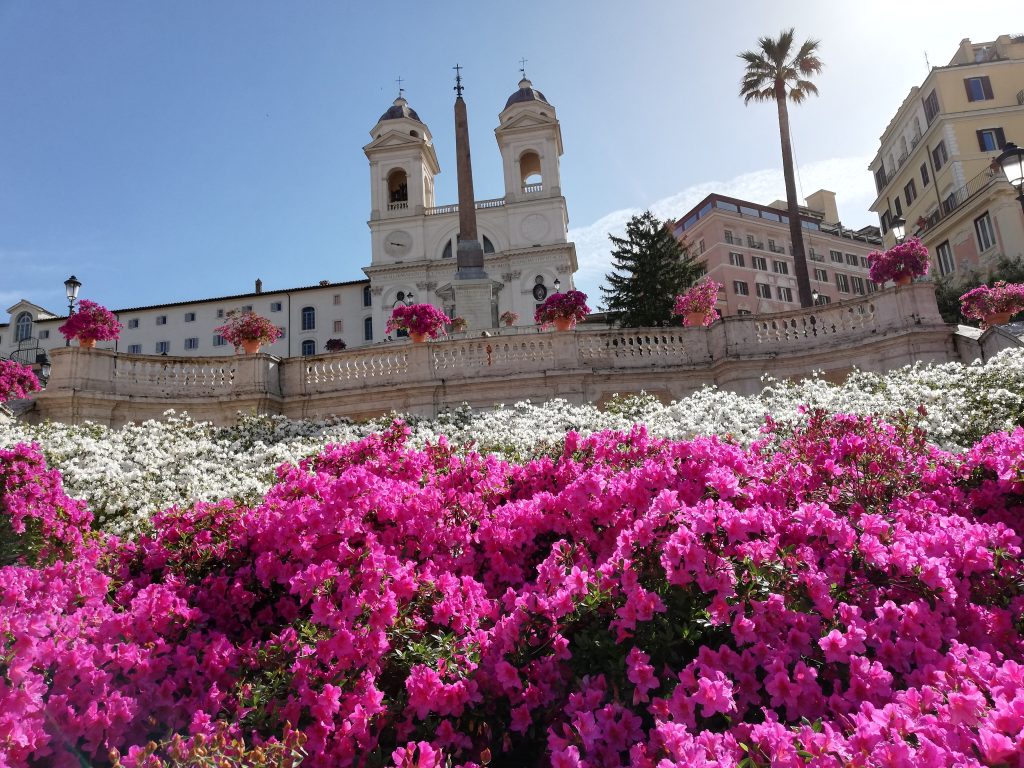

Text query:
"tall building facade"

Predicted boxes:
[[1, 79, 577, 363], [673, 190, 881, 316], [868, 35, 1024, 278]]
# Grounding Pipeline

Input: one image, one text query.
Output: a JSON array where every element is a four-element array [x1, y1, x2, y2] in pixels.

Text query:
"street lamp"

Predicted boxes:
[[891, 216, 907, 243], [553, 278, 561, 293], [34, 352, 51, 386], [994, 141, 1024, 213], [63, 275, 81, 347]]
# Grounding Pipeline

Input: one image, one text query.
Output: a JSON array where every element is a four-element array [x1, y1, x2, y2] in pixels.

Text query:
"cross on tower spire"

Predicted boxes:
[[395, 76, 404, 98], [518, 57, 528, 78], [453, 63, 464, 97]]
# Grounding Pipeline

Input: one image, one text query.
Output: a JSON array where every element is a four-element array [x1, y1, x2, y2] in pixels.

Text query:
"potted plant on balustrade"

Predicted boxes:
[[500, 310, 519, 327], [324, 338, 347, 353], [673, 279, 723, 327], [386, 303, 451, 343], [535, 290, 590, 331], [959, 280, 1024, 328], [214, 309, 282, 355], [57, 299, 123, 349], [867, 237, 930, 287], [0, 359, 41, 403], [450, 316, 468, 333]]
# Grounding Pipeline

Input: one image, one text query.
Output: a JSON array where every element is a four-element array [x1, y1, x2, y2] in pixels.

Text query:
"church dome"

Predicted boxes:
[[379, 96, 423, 123], [504, 78, 550, 109]]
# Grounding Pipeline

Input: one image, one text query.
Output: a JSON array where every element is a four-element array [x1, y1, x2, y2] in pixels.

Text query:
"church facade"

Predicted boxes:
[[0, 78, 578, 363]]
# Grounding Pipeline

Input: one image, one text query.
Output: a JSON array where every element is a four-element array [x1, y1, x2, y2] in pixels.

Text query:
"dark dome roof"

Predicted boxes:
[[379, 97, 423, 123], [504, 78, 550, 109]]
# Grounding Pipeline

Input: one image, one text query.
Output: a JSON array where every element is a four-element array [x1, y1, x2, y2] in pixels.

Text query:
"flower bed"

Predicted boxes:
[[215, 310, 282, 347], [387, 304, 451, 339], [0, 359, 40, 403], [867, 238, 930, 285], [672, 280, 723, 327], [535, 291, 590, 327], [2, 408, 1024, 766], [58, 299, 122, 344], [960, 280, 1024, 324]]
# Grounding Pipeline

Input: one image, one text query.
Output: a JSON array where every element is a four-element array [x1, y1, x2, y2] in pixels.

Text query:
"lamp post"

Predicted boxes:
[[994, 141, 1024, 213], [63, 275, 81, 347], [34, 351, 51, 386], [891, 216, 907, 244], [553, 278, 561, 293]]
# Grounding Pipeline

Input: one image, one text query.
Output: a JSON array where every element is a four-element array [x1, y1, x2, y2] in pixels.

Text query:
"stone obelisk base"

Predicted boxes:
[[452, 278, 494, 331]]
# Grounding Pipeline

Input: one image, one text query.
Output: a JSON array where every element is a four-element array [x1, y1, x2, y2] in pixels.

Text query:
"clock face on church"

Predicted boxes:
[[384, 230, 412, 258]]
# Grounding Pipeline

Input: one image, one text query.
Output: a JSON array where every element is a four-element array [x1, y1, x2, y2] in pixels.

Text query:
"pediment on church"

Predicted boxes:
[[363, 132, 427, 152], [5, 299, 58, 321], [498, 112, 555, 131]]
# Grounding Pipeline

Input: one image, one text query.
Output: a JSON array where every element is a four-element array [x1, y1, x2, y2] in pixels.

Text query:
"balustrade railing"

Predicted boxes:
[[112, 356, 237, 393], [425, 197, 506, 216], [522, 183, 543, 194]]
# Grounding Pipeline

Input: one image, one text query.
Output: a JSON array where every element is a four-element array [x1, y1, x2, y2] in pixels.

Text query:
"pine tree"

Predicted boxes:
[[601, 211, 703, 327]]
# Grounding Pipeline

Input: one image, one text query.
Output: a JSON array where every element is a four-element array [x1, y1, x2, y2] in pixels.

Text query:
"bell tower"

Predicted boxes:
[[495, 76, 563, 202], [363, 94, 440, 222]]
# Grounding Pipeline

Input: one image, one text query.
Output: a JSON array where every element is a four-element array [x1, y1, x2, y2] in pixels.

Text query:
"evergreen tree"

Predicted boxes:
[[601, 211, 703, 327]]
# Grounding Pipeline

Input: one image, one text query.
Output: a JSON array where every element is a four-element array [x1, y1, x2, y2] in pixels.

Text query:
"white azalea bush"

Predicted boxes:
[[1, 348, 1022, 539]]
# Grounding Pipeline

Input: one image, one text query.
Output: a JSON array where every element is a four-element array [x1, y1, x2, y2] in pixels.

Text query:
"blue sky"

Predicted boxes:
[[1, 2, 1018, 313]]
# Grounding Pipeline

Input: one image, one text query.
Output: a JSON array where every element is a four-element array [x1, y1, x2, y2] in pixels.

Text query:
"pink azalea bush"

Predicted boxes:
[[58, 299, 123, 343], [673, 280, 722, 327], [3, 409, 1024, 766], [0, 360, 40, 403], [535, 291, 590, 327], [387, 304, 451, 339], [867, 237, 931, 285], [960, 281, 1024, 324], [214, 310, 282, 347]]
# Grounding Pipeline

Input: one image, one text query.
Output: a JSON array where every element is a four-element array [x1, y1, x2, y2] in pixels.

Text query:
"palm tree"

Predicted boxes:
[[739, 29, 823, 308]]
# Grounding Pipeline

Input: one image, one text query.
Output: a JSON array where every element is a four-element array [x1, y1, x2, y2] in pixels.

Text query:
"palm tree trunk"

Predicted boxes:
[[775, 84, 814, 308]]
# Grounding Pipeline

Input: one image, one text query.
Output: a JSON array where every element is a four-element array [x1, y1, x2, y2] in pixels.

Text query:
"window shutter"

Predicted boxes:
[[977, 129, 986, 151], [982, 76, 993, 100], [965, 79, 975, 101], [995, 127, 1006, 149]]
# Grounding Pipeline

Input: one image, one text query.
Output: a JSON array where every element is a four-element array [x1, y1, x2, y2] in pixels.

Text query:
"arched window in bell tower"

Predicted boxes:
[[520, 151, 542, 194], [387, 169, 409, 210]]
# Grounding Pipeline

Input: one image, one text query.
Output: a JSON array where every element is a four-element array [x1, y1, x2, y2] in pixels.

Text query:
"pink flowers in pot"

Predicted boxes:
[[672, 279, 722, 326], [387, 303, 451, 339], [57, 299, 122, 344], [960, 281, 1024, 325], [215, 310, 282, 348], [500, 310, 519, 326], [534, 290, 590, 327], [867, 237, 930, 285], [0, 359, 40, 403]]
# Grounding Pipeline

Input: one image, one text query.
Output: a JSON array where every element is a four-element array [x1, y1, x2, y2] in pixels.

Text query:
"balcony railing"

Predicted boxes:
[[920, 167, 1005, 232], [522, 183, 543, 194], [424, 197, 506, 216], [387, 200, 408, 211], [1017, 88, 1024, 106]]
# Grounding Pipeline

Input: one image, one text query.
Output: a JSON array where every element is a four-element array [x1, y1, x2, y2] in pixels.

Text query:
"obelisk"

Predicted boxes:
[[450, 64, 494, 329]]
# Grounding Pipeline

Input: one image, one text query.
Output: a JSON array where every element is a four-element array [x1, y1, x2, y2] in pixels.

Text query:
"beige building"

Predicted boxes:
[[868, 34, 1024, 277], [673, 190, 881, 316]]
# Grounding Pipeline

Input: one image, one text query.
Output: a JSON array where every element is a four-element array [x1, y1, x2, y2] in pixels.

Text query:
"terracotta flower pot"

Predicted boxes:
[[503, 320, 514, 327], [685, 312, 709, 327], [552, 317, 574, 331], [241, 339, 262, 355], [409, 332, 428, 343], [983, 312, 1012, 326], [78, 338, 96, 350], [894, 276, 913, 287]]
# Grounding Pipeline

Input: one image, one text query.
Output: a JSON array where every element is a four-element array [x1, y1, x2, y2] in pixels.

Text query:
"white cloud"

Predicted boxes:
[[568, 155, 876, 304]]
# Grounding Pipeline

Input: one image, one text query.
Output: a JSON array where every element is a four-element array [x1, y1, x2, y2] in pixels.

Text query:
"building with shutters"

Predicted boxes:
[[867, 34, 1024, 279], [672, 190, 881, 316]]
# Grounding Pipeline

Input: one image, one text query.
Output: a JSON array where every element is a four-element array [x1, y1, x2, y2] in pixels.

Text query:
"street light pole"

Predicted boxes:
[[63, 275, 81, 347], [891, 216, 907, 244], [994, 141, 1024, 214]]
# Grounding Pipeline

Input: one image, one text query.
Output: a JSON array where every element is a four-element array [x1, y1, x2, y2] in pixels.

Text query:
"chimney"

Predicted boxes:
[[804, 190, 840, 226], [255, 278, 263, 294]]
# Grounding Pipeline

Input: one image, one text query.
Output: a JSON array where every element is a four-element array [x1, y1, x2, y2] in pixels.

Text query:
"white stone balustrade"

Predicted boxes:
[[34, 284, 963, 427]]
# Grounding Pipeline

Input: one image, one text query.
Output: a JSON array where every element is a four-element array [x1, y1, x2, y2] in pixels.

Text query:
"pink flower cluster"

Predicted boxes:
[[57, 299, 123, 343], [867, 237, 931, 284], [386, 303, 451, 338], [960, 281, 1024, 323], [0, 360, 40, 403], [2, 412, 1024, 766], [535, 291, 591, 326], [214, 310, 283, 347], [673, 280, 722, 327]]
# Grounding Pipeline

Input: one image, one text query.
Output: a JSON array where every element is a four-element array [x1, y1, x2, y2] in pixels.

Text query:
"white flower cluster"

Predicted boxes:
[[2, 349, 1022, 538]]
